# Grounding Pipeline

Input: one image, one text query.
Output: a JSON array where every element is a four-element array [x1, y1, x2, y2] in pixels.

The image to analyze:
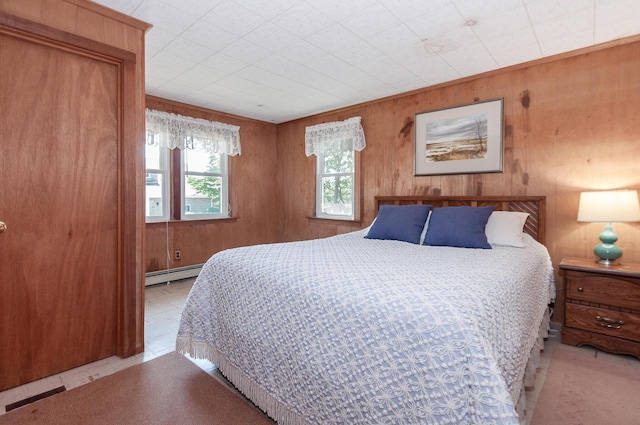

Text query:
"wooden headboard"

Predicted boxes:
[[375, 195, 546, 245]]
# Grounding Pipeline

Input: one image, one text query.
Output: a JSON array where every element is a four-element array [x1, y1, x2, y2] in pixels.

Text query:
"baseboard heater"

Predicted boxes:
[[145, 264, 203, 287]]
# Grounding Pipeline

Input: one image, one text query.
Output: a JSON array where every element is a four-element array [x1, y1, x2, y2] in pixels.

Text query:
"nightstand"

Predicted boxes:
[[560, 258, 640, 359]]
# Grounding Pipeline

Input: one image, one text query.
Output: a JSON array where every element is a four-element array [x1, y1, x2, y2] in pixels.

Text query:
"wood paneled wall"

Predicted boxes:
[[144, 97, 279, 272], [276, 39, 640, 320]]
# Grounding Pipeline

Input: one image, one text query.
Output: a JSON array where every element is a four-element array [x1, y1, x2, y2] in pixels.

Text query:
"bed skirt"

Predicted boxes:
[[517, 307, 551, 424]]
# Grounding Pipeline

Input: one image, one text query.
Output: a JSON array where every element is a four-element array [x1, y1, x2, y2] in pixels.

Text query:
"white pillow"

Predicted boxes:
[[485, 211, 529, 247], [419, 210, 431, 245]]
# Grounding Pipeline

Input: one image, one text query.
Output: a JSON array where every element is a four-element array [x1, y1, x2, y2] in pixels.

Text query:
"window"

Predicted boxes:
[[315, 142, 354, 219], [145, 108, 241, 222], [305, 117, 366, 221], [145, 131, 169, 222], [182, 137, 229, 219]]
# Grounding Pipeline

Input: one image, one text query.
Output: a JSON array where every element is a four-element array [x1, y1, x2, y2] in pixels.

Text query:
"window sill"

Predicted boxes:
[[146, 217, 239, 226], [307, 216, 362, 226]]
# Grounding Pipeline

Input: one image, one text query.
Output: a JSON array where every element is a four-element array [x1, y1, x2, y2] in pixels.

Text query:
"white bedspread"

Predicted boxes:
[[177, 229, 554, 425]]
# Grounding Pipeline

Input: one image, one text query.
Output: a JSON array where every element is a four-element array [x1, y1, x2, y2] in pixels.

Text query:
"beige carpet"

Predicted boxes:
[[4, 346, 640, 424], [530, 346, 640, 425], [0, 352, 275, 425]]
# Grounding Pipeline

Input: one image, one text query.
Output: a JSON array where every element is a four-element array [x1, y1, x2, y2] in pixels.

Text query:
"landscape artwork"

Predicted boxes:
[[425, 114, 488, 162], [414, 99, 504, 176]]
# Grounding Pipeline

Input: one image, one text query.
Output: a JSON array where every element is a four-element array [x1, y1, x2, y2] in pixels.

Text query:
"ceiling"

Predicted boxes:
[[94, 0, 640, 123]]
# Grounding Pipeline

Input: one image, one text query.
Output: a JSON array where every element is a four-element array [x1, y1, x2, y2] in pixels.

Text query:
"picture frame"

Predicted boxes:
[[414, 98, 504, 176]]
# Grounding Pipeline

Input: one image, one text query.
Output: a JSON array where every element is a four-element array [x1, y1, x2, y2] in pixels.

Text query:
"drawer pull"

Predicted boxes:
[[577, 287, 584, 292], [596, 316, 624, 329]]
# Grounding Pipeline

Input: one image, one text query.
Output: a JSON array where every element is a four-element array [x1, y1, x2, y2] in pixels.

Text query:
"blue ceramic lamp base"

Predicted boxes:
[[594, 223, 622, 265]]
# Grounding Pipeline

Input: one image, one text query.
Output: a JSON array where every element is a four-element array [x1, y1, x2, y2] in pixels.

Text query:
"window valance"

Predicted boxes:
[[304, 116, 366, 157], [145, 109, 241, 156]]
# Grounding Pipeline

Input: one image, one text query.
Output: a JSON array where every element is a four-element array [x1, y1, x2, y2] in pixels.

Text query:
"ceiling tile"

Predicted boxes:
[[162, 0, 220, 18], [219, 38, 273, 64], [595, 0, 640, 42], [277, 40, 343, 71], [340, 2, 402, 39], [391, 48, 459, 86], [202, 52, 249, 74], [145, 27, 179, 51], [440, 39, 498, 76], [471, 7, 531, 40], [490, 42, 542, 68], [405, 3, 466, 40], [170, 65, 228, 89], [92, 0, 640, 123], [201, 0, 266, 37], [305, 23, 361, 53], [332, 40, 384, 65], [526, 0, 594, 25], [383, 0, 451, 22], [324, 61, 374, 85], [162, 37, 216, 63], [452, 0, 524, 17], [216, 74, 280, 98], [269, 2, 334, 38], [423, 26, 479, 56], [180, 21, 238, 52], [533, 11, 594, 55], [483, 27, 541, 67], [244, 22, 300, 52], [146, 51, 197, 74], [310, 0, 378, 21], [228, 0, 297, 19], [355, 54, 415, 85], [255, 55, 319, 85], [367, 24, 423, 55]]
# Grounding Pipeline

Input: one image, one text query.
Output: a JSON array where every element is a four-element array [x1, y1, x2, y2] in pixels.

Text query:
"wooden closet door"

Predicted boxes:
[[0, 30, 120, 390]]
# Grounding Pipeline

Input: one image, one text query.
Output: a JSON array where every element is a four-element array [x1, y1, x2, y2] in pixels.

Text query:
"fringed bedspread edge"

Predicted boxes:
[[176, 336, 311, 425]]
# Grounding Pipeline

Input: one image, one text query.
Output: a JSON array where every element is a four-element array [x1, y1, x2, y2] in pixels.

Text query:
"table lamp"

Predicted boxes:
[[577, 190, 640, 265]]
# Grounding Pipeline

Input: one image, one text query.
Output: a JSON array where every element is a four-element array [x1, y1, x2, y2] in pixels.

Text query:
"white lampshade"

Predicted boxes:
[[577, 190, 640, 223]]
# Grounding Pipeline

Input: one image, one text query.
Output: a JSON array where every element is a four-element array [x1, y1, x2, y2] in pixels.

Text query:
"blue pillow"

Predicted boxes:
[[365, 204, 432, 244], [423, 206, 495, 249]]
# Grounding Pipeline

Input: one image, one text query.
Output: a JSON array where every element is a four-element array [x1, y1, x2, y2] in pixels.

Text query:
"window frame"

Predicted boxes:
[[314, 148, 361, 221], [145, 131, 170, 223], [145, 109, 238, 223], [180, 143, 230, 221]]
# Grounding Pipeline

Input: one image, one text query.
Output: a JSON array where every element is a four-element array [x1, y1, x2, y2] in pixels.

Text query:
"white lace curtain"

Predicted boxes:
[[145, 109, 241, 156], [304, 116, 366, 157]]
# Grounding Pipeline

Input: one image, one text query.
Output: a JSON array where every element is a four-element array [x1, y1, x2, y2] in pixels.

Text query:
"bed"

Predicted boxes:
[[177, 195, 554, 425]]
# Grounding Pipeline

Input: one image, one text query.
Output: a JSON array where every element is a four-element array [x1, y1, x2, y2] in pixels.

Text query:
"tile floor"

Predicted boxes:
[[1, 281, 637, 423]]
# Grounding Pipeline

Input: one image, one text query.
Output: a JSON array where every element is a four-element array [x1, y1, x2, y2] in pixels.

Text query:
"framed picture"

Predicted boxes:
[[414, 98, 504, 176]]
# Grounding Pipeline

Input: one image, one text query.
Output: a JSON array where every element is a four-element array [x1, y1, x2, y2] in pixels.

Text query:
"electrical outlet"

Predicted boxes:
[[174, 250, 181, 260]]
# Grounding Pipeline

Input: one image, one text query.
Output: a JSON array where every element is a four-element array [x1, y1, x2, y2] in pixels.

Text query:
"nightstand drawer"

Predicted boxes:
[[565, 272, 640, 310], [565, 303, 640, 343]]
